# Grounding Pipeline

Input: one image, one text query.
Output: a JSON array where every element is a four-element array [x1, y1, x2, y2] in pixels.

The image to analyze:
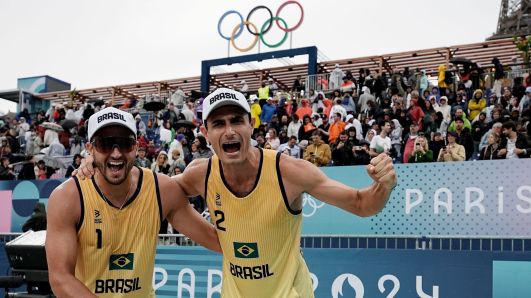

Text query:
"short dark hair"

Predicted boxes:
[[379, 120, 390, 129], [502, 120, 516, 131], [455, 117, 464, 123]]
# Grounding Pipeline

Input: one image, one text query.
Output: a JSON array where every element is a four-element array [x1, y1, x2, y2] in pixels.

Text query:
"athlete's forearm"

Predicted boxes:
[[49, 273, 96, 298], [357, 182, 392, 217], [195, 225, 222, 253]]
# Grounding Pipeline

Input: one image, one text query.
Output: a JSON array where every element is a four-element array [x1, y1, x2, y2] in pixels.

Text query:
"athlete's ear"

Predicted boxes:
[[200, 125, 208, 139], [85, 141, 94, 156], [250, 116, 255, 128]]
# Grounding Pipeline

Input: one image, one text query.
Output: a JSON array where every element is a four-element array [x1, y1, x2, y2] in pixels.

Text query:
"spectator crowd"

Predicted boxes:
[[1, 58, 530, 187]]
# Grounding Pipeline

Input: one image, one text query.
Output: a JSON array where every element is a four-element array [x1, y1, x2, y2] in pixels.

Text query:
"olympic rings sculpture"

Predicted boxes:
[[217, 1, 304, 52]]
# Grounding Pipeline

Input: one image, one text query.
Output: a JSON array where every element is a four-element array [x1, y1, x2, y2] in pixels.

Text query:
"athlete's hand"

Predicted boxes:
[[72, 154, 95, 179], [366, 153, 396, 191]]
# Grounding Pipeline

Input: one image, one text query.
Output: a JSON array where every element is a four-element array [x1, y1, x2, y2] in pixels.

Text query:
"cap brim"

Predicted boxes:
[[90, 123, 136, 141], [203, 101, 249, 121]]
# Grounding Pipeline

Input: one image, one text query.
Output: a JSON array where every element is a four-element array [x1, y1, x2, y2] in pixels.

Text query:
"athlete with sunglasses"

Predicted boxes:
[[46, 107, 221, 297]]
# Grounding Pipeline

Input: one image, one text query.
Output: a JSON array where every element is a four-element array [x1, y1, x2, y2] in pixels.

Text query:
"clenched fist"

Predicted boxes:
[[366, 153, 397, 191]]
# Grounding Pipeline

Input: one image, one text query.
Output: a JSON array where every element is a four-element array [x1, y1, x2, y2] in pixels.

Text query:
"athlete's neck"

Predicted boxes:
[[94, 167, 137, 205], [220, 147, 261, 191]]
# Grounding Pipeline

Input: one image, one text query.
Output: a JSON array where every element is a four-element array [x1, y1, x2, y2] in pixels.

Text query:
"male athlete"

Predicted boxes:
[[77, 88, 396, 297], [46, 107, 221, 297]]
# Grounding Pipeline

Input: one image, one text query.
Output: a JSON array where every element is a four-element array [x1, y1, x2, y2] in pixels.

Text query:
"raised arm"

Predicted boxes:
[[282, 153, 396, 217], [158, 160, 221, 253], [45, 179, 96, 297]]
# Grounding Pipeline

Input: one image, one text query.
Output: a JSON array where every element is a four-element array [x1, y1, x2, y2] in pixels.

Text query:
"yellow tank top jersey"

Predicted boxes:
[[73, 167, 162, 297], [206, 149, 314, 298]]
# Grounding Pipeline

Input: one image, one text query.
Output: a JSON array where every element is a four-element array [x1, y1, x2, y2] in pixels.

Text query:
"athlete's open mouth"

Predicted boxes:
[[222, 141, 241, 153], [107, 160, 125, 172]]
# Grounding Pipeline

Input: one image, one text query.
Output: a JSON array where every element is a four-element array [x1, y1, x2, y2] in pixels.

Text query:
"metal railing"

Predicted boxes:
[[3, 233, 530, 252], [299, 235, 531, 252], [505, 67, 531, 82], [306, 73, 332, 94], [155, 234, 531, 252], [304, 68, 531, 97]]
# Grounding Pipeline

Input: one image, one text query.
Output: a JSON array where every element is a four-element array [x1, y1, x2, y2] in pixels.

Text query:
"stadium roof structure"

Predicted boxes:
[[35, 37, 522, 106], [0, 89, 21, 103]]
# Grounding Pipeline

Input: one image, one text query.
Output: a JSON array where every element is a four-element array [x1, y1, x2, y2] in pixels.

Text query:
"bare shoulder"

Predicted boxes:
[[278, 154, 327, 194], [184, 158, 210, 177], [50, 178, 80, 205], [48, 178, 81, 224], [179, 158, 211, 197]]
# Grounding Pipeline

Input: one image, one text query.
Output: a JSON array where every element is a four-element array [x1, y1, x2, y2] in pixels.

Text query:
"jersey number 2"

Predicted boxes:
[[214, 210, 226, 231]]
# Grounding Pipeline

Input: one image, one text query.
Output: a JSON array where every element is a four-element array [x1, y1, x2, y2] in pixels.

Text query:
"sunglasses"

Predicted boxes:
[[92, 137, 136, 153]]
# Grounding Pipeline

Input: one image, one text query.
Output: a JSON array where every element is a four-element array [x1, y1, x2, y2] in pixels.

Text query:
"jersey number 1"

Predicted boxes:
[[96, 228, 102, 249], [214, 210, 226, 231]]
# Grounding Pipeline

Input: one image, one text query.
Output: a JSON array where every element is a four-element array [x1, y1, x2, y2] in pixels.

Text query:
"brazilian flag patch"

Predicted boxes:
[[109, 253, 134, 270], [233, 242, 259, 258]]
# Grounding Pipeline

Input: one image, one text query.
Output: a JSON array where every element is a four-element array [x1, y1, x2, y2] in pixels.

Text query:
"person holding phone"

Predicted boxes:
[[303, 130, 331, 166], [437, 131, 466, 162], [408, 135, 433, 163]]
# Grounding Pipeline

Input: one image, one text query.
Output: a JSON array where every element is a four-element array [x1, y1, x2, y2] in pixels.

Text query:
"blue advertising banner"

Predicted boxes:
[[1, 243, 529, 297], [2, 159, 531, 236], [153, 246, 531, 298], [304, 159, 531, 236]]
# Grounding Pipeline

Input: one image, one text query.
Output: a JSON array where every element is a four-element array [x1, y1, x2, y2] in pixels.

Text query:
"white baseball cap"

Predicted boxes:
[[202, 88, 250, 121], [87, 107, 137, 141]]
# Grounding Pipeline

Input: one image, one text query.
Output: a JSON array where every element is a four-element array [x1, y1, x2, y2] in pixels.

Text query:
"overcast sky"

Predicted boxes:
[[1, 0, 501, 93]]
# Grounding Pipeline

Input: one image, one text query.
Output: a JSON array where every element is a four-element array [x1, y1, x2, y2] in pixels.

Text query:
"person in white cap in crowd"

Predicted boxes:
[[46, 107, 221, 297], [329, 98, 347, 124], [267, 78, 278, 96], [344, 113, 363, 141], [76, 88, 397, 297], [17, 117, 30, 136]]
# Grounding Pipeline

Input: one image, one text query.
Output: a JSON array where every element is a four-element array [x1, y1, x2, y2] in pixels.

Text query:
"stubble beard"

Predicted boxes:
[[94, 158, 135, 186]]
